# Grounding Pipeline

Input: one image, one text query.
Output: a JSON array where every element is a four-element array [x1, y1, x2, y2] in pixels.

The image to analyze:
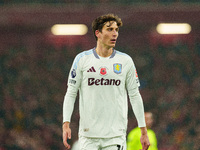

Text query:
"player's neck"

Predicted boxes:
[[95, 44, 113, 58]]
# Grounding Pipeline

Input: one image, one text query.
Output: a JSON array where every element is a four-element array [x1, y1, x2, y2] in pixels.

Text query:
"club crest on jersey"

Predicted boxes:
[[71, 69, 76, 78], [113, 63, 122, 74], [99, 67, 108, 76]]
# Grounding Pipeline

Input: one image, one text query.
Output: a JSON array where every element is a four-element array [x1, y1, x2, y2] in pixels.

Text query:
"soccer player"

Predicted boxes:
[[62, 14, 150, 150], [127, 112, 158, 150]]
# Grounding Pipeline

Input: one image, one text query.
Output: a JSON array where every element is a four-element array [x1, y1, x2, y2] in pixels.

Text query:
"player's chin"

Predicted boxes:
[[109, 43, 116, 48]]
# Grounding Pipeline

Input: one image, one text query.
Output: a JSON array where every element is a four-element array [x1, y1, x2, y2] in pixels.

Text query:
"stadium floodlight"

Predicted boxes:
[[156, 23, 191, 34], [51, 24, 88, 35]]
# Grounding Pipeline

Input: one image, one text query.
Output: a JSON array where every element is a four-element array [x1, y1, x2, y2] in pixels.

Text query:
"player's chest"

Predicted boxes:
[[82, 59, 126, 79]]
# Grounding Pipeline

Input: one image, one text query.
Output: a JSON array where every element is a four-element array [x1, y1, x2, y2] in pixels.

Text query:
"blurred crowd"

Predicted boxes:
[[0, 38, 200, 150], [0, 0, 199, 5], [127, 40, 200, 150], [0, 45, 77, 150]]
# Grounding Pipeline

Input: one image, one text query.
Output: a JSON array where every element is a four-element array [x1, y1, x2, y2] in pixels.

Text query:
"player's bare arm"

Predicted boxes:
[[140, 127, 150, 150], [63, 122, 71, 149]]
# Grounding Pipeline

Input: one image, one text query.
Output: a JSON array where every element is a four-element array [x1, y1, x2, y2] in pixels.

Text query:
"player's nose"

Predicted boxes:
[[112, 31, 118, 37]]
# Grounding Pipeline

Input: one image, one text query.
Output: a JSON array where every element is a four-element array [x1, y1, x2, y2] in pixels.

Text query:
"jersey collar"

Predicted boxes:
[[93, 47, 116, 59]]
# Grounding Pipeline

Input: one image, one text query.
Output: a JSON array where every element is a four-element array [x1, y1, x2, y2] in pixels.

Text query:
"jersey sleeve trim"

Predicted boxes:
[[115, 50, 130, 58], [72, 49, 93, 69]]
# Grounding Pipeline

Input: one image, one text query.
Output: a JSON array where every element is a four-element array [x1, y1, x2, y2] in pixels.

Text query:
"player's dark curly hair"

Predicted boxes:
[[92, 14, 123, 41]]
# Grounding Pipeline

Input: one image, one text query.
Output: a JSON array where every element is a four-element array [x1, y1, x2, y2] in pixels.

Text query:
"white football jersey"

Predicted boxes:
[[63, 48, 146, 138]]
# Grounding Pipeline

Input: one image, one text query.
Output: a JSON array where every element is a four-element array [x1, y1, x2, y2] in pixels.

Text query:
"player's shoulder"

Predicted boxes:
[[115, 50, 131, 57], [115, 50, 133, 62], [74, 49, 94, 62], [76, 49, 93, 59], [73, 49, 93, 69]]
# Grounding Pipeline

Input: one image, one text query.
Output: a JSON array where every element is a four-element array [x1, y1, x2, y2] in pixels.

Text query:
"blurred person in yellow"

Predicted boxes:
[[127, 112, 158, 150]]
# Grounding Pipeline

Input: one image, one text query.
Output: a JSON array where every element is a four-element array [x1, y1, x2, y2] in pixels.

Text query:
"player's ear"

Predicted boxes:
[[95, 30, 100, 39]]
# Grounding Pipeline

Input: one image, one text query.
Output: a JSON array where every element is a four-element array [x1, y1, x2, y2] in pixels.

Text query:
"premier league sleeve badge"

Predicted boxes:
[[71, 69, 76, 78]]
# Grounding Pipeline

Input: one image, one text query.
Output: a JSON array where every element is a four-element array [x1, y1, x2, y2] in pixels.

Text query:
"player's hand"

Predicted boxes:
[[140, 127, 150, 150], [63, 122, 71, 149], [140, 133, 150, 150]]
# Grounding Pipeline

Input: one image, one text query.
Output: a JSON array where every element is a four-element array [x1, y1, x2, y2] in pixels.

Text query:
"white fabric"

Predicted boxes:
[[71, 141, 80, 150], [79, 135, 126, 150], [63, 48, 146, 138]]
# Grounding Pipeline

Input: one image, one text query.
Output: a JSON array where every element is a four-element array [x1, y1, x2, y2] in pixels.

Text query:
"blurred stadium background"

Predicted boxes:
[[0, 0, 200, 150]]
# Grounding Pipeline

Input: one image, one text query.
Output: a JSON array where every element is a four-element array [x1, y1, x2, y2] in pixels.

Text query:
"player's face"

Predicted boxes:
[[97, 21, 119, 48], [145, 113, 153, 129]]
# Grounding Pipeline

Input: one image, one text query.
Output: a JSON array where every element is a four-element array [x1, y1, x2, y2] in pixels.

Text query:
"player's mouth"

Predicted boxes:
[[110, 39, 117, 43]]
